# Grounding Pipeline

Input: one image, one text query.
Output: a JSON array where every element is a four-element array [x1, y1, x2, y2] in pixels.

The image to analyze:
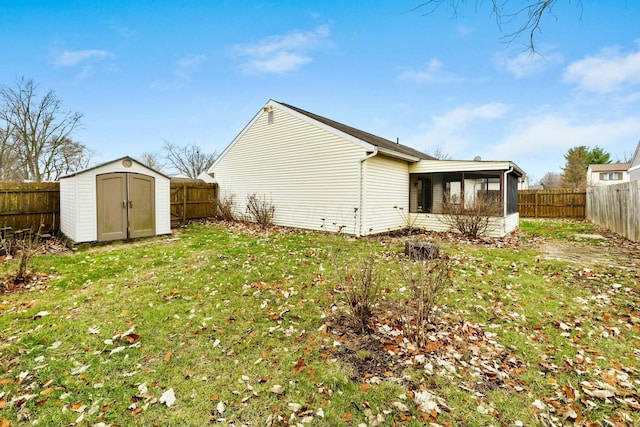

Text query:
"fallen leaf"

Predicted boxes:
[[292, 358, 306, 374], [164, 352, 172, 362], [159, 388, 176, 407], [0, 418, 9, 427], [270, 385, 285, 394], [122, 333, 140, 344], [110, 346, 126, 355], [33, 311, 50, 320]]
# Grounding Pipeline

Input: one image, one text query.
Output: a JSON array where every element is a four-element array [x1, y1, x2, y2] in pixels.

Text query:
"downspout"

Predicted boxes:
[[503, 167, 514, 217], [357, 149, 378, 237]]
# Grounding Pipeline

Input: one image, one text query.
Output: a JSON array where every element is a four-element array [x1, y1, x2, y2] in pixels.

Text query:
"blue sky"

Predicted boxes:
[[3, 1, 640, 182]]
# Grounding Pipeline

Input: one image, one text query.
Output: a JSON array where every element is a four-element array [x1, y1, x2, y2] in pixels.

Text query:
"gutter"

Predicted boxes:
[[357, 149, 379, 237]]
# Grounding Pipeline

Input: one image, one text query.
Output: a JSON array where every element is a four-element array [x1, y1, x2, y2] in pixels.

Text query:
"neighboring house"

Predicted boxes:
[[586, 163, 630, 187], [208, 100, 524, 237], [629, 141, 640, 181]]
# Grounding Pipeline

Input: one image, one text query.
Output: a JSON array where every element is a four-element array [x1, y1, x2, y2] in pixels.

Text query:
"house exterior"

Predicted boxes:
[[208, 100, 523, 237], [586, 163, 630, 187], [630, 141, 640, 182], [60, 156, 171, 243]]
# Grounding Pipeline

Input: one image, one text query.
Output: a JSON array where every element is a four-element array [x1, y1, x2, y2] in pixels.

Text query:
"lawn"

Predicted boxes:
[[0, 219, 638, 426]]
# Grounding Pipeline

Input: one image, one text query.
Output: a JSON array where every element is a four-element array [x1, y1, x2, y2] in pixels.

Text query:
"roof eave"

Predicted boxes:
[[376, 147, 422, 162]]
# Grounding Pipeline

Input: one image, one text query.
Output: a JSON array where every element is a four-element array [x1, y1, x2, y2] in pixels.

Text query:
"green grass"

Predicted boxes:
[[1, 220, 638, 426]]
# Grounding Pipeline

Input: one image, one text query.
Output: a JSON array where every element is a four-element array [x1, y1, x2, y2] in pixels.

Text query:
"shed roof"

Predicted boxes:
[[278, 102, 435, 161], [588, 163, 630, 172], [60, 156, 169, 179]]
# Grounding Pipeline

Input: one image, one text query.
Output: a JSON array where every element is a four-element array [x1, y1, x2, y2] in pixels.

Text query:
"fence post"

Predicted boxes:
[[182, 183, 187, 224]]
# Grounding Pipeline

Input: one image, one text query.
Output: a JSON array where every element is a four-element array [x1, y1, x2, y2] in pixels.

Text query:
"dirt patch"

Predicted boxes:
[[540, 236, 640, 271]]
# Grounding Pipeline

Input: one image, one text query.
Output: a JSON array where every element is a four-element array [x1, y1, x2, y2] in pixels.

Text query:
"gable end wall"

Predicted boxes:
[[211, 108, 365, 234]]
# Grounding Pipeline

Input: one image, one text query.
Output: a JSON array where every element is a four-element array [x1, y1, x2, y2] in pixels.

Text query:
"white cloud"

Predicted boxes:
[[54, 49, 113, 67], [398, 59, 460, 84], [498, 49, 563, 78], [175, 54, 207, 78], [563, 43, 640, 93], [406, 103, 511, 156], [233, 25, 331, 74], [484, 114, 640, 177]]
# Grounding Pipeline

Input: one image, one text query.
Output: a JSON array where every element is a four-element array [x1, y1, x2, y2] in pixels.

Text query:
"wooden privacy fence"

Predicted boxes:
[[0, 181, 219, 234], [518, 190, 586, 218], [170, 182, 218, 227], [587, 181, 640, 242], [0, 182, 60, 233]]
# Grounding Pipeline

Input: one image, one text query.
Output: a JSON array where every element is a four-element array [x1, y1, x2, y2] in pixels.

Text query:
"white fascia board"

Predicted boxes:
[[410, 159, 520, 174], [376, 147, 421, 162]]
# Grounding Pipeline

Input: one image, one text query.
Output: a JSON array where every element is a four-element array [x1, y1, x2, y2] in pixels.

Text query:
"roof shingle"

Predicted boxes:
[[279, 102, 434, 161]]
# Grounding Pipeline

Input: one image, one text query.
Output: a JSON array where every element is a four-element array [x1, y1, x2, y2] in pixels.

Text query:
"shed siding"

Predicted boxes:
[[362, 155, 409, 234], [212, 107, 365, 234], [59, 176, 77, 241]]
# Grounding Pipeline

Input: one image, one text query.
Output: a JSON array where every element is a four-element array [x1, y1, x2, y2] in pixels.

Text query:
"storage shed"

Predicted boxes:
[[60, 156, 171, 243]]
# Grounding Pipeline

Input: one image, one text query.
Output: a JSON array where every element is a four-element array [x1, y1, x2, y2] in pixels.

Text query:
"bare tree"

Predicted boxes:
[[539, 171, 562, 189], [51, 137, 93, 179], [0, 125, 22, 181], [0, 78, 89, 181], [427, 146, 452, 160], [412, 0, 582, 51], [139, 151, 164, 172], [163, 140, 217, 179]]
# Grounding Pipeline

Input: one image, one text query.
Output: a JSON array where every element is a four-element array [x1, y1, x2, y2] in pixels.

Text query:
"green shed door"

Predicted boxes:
[[96, 173, 156, 242]]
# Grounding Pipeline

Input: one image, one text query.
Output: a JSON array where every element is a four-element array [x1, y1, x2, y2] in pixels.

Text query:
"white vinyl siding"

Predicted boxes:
[[59, 177, 78, 241], [361, 155, 409, 234], [212, 107, 364, 234], [408, 213, 516, 238], [59, 158, 170, 243]]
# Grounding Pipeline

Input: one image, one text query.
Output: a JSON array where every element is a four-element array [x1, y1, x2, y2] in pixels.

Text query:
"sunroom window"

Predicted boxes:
[[410, 172, 503, 214]]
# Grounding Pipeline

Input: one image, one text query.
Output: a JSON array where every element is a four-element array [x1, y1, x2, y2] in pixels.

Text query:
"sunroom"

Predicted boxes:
[[407, 160, 524, 237]]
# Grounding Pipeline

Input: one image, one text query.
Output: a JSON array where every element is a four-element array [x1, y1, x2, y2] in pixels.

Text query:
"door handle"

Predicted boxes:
[[129, 200, 133, 208], [123, 200, 127, 208]]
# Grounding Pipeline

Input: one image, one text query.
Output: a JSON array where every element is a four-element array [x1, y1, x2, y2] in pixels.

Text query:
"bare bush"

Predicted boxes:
[[333, 255, 380, 333], [1, 223, 45, 290], [215, 194, 236, 221], [401, 258, 452, 348], [245, 193, 275, 228], [438, 193, 501, 238]]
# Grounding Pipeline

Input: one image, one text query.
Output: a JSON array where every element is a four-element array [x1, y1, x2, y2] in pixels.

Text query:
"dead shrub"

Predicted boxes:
[[401, 257, 451, 348], [215, 194, 236, 221], [438, 193, 501, 238], [1, 223, 46, 291], [245, 193, 275, 228], [333, 255, 380, 333]]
